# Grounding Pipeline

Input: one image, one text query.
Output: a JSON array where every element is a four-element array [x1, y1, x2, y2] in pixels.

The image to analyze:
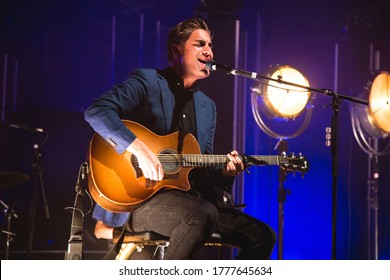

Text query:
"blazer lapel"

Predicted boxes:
[[157, 78, 175, 134]]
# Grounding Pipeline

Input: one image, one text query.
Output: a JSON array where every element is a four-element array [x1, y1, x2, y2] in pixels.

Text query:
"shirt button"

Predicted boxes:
[[183, 114, 186, 118]]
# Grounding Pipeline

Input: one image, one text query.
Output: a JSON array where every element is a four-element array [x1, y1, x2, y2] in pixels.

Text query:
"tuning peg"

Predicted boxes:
[[289, 152, 295, 158]]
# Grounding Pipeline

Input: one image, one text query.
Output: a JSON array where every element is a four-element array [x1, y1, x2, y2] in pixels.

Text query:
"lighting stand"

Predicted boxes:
[[213, 63, 369, 259], [276, 138, 290, 260], [367, 138, 379, 260]]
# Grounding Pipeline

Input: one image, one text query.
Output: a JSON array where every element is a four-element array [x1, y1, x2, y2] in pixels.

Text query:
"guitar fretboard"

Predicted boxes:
[[156, 154, 280, 167]]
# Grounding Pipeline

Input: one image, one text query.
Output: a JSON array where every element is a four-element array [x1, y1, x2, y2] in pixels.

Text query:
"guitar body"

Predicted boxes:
[[88, 120, 200, 213]]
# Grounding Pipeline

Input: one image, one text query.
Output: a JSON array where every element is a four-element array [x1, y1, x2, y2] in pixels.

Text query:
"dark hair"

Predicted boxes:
[[167, 18, 211, 62]]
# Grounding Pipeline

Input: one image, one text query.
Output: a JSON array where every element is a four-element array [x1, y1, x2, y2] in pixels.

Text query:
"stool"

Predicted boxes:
[[115, 230, 170, 260], [115, 231, 226, 260]]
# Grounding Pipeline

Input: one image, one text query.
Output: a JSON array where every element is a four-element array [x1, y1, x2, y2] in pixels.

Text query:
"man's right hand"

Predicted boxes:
[[126, 138, 164, 181]]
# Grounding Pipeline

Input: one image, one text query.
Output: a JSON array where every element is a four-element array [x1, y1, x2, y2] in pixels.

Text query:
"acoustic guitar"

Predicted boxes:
[[88, 120, 308, 213]]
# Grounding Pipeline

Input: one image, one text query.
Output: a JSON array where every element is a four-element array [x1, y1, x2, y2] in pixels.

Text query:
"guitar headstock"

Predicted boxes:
[[279, 153, 309, 174]]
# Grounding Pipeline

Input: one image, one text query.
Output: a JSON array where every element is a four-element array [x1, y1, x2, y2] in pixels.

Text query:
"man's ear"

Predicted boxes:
[[172, 45, 182, 57]]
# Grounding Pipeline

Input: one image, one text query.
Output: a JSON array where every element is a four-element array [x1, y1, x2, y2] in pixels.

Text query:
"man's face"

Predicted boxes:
[[176, 29, 213, 84]]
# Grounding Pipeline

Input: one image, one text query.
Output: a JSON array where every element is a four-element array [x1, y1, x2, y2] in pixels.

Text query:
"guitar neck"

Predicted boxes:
[[157, 154, 280, 168]]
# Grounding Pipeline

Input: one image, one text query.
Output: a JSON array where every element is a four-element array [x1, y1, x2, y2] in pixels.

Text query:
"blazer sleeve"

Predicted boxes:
[[84, 69, 157, 154]]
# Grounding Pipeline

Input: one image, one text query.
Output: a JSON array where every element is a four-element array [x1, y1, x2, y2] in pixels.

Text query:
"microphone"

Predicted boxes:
[[205, 60, 259, 79], [76, 162, 89, 196], [9, 122, 44, 133], [205, 60, 234, 74], [81, 162, 89, 180]]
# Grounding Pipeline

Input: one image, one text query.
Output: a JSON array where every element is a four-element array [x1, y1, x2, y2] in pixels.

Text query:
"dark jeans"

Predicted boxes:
[[130, 190, 276, 260]]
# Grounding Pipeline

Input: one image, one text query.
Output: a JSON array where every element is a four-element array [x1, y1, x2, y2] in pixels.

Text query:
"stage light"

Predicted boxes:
[[264, 66, 311, 118], [350, 72, 390, 261], [251, 65, 311, 260], [251, 65, 312, 139], [369, 71, 390, 134], [350, 71, 390, 155]]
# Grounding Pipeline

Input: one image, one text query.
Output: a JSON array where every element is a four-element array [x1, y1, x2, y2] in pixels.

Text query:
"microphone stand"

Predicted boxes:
[[0, 198, 18, 259], [64, 162, 90, 260], [213, 63, 368, 259]]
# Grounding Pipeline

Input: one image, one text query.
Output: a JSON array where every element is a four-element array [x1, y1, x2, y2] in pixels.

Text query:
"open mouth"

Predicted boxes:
[[198, 59, 212, 73], [198, 58, 210, 65]]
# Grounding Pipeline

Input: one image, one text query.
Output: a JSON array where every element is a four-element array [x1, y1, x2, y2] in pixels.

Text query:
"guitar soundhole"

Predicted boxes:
[[130, 149, 181, 178], [159, 149, 181, 173]]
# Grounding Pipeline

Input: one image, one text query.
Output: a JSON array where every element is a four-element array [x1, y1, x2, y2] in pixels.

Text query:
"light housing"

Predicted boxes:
[[350, 71, 390, 156]]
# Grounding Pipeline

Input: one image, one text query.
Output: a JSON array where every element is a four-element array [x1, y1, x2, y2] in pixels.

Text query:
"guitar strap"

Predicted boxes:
[[103, 213, 132, 260]]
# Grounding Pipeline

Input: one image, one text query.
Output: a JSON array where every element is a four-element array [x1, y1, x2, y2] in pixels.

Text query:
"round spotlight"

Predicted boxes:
[[251, 65, 312, 139], [350, 73, 390, 156], [262, 66, 311, 119], [369, 71, 390, 134]]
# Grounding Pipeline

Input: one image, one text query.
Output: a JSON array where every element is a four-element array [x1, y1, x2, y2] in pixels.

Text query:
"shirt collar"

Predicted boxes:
[[162, 67, 199, 94]]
